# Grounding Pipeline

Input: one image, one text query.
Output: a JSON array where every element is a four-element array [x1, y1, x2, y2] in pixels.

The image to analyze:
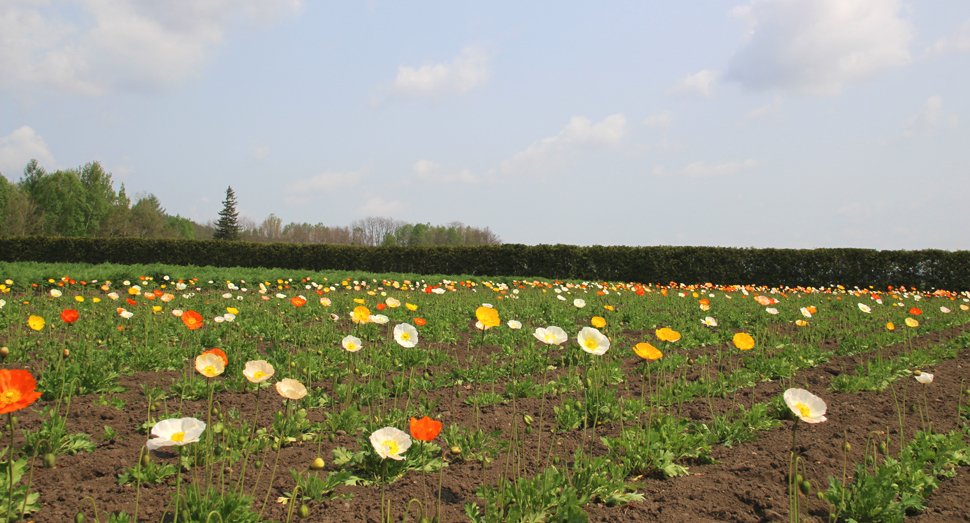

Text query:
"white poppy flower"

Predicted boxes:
[[342, 335, 363, 352], [394, 323, 419, 348], [369, 427, 411, 461], [276, 378, 307, 400], [573, 299, 586, 308], [783, 388, 827, 423], [858, 304, 871, 313], [914, 371, 934, 384], [146, 417, 206, 450], [243, 360, 274, 383], [577, 327, 609, 355], [533, 326, 568, 345], [507, 320, 522, 330]]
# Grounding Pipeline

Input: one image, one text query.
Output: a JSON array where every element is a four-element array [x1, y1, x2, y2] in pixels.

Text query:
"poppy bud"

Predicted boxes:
[[878, 442, 888, 455], [75, 513, 84, 523], [523, 414, 534, 426], [0, 347, 8, 358], [141, 453, 151, 468], [63, 349, 70, 358], [913, 370, 921, 376], [842, 442, 851, 453], [310, 457, 325, 470], [43, 453, 56, 468], [450, 446, 462, 455], [799, 480, 811, 496], [298, 505, 310, 519]]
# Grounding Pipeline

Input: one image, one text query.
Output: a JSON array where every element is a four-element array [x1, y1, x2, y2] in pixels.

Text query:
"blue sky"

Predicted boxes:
[[1, 1, 968, 249]]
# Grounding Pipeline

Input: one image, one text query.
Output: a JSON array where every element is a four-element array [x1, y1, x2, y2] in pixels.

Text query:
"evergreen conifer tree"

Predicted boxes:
[[213, 186, 240, 240]]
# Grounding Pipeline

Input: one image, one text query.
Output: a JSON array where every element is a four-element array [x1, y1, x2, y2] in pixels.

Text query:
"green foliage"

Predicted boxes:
[[822, 429, 970, 523], [175, 483, 262, 523], [466, 450, 643, 523], [2, 237, 969, 290], [213, 186, 240, 241], [441, 424, 507, 465], [117, 459, 177, 486], [0, 456, 41, 521], [601, 414, 713, 478], [20, 405, 96, 457], [285, 469, 357, 501]]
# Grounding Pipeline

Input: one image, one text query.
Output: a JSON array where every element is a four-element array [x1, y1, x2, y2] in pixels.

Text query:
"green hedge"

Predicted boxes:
[[1, 236, 967, 291]]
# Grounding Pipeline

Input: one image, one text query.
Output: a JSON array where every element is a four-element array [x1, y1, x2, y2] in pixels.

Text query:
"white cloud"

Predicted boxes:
[[356, 196, 406, 215], [0, 0, 303, 97], [726, 0, 913, 96], [923, 17, 970, 58], [903, 95, 958, 137], [653, 159, 759, 178], [495, 113, 627, 176], [666, 70, 718, 97], [412, 160, 476, 184], [745, 95, 783, 120], [643, 110, 675, 127], [284, 163, 370, 194], [250, 145, 271, 161], [0, 126, 56, 178], [390, 47, 489, 97]]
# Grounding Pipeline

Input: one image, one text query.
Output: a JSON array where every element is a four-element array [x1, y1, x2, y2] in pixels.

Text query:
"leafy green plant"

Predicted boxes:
[[284, 468, 358, 501], [441, 424, 507, 465], [20, 406, 95, 457], [601, 414, 713, 478], [174, 483, 262, 523], [117, 459, 177, 486], [0, 457, 40, 521]]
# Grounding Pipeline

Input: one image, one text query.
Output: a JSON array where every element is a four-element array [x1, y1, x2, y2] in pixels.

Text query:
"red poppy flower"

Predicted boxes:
[[909, 307, 922, 316], [60, 309, 79, 324], [0, 369, 43, 414], [291, 296, 307, 307], [410, 416, 442, 442], [202, 348, 228, 367], [414, 317, 427, 326], [154, 289, 163, 297], [127, 297, 137, 306], [376, 303, 386, 311], [182, 310, 204, 330]]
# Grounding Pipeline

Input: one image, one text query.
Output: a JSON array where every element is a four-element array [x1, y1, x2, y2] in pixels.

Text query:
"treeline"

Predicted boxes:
[[0, 160, 193, 239], [0, 160, 501, 246], [196, 215, 501, 246]]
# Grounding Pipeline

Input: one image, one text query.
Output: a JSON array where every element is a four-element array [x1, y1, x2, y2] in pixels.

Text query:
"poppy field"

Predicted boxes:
[[1, 261, 970, 522]]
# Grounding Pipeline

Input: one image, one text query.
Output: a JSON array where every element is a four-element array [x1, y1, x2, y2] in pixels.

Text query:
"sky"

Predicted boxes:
[[1, 0, 969, 250]]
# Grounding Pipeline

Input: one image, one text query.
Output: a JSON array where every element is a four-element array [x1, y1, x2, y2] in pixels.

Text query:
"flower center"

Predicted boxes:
[[400, 333, 410, 341], [171, 431, 186, 442], [381, 440, 399, 455], [204, 365, 216, 376], [0, 390, 22, 407], [347, 343, 357, 351], [795, 402, 811, 418], [545, 334, 555, 342], [584, 338, 598, 350], [253, 371, 266, 379]]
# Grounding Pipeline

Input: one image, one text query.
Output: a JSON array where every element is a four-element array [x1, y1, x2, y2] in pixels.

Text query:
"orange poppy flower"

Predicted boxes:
[[60, 309, 80, 323], [908, 307, 922, 316], [655, 328, 681, 342], [633, 342, 663, 360], [591, 316, 607, 328], [806, 306, 817, 314], [376, 303, 387, 311], [0, 369, 43, 414], [410, 416, 442, 442], [733, 332, 755, 351], [475, 306, 500, 328], [182, 310, 204, 330], [414, 317, 427, 326], [202, 348, 228, 367], [698, 299, 710, 306]]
